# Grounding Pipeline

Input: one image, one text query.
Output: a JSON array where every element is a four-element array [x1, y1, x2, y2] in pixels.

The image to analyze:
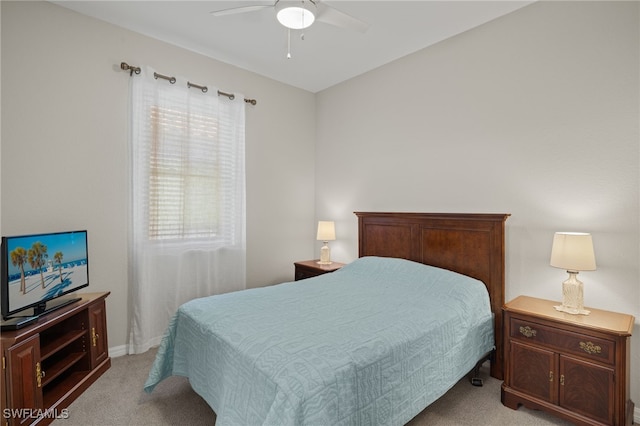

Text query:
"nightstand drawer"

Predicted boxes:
[[294, 260, 345, 281], [295, 267, 323, 280], [510, 317, 615, 365]]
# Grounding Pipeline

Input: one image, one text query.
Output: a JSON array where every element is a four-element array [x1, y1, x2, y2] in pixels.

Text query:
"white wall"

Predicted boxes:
[[1, 1, 316, 351], [316, 1, 639, 411]]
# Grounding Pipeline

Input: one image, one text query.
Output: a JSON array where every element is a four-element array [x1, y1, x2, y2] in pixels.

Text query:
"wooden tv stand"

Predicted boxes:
[[1, 292, 110, 426]]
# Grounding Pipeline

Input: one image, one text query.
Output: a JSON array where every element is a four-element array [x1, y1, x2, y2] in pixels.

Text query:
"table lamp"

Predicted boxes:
[[550, 232, 596, 315], [316, 221, 336, 265]]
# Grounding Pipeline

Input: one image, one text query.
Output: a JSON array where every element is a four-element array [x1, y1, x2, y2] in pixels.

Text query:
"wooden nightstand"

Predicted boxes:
[[294, 260, 345, 281], [501, 295, 634, 426]]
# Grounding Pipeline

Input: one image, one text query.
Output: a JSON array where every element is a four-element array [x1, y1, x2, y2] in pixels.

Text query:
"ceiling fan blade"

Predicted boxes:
[[210, 5, 272, 17], [315, 2, 369, 33]]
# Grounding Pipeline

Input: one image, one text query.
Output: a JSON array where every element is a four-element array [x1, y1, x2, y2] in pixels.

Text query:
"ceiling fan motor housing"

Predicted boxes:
[[275, 0, 317, 29]]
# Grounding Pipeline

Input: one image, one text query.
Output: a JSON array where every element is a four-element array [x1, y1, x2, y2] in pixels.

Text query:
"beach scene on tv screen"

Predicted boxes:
[[7, 232, 88, 313]]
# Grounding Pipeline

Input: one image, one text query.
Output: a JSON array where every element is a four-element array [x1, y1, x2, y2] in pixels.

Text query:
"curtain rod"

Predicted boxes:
[[120, 62, 257, 106]]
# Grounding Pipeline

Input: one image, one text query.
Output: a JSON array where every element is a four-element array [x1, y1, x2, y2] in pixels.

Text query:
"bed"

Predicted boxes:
[[144, 212, 509, 425]]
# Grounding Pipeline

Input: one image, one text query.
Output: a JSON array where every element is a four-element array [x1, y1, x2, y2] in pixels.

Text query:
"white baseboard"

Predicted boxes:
[[108, 344, 128, 358]]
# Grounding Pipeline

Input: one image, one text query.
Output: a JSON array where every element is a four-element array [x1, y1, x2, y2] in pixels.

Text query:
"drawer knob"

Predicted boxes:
[[580, 341, 601, 354], [519, 325, 537, 338]]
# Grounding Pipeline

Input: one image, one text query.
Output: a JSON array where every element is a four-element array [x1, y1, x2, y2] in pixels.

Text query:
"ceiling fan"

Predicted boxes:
[[210, 0, 369, 33]]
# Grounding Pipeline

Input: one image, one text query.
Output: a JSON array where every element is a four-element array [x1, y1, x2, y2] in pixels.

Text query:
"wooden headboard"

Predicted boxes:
[[355, 212, 510, 379]]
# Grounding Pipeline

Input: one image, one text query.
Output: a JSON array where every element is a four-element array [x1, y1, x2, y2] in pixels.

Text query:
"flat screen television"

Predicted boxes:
[[1, 230, 89, 320]]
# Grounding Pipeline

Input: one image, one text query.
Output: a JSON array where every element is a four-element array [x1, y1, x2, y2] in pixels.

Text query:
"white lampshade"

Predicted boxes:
[[276, 1, 316, 29], [550, 232, 596, 272], [316, 221, 336, 241]]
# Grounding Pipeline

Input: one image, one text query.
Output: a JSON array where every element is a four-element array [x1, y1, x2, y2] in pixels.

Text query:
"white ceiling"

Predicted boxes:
[[52, 1, 533, 93]]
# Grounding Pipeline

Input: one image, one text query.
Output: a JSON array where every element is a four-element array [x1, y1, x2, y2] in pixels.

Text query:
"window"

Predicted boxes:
[[130, 74, 245, 246], [148, 105, 221, 240], [128, 67, 246, 354]]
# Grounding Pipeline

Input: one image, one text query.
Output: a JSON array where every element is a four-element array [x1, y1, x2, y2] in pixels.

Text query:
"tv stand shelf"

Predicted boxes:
[[1, 292, 110, 426], [40, 329, 86, 360], [41, 352, 86, 388]]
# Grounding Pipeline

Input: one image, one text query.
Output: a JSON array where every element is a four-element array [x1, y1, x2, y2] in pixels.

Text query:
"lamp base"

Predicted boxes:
[[554, 271, 590, 316], [318, 241, 331, 265]]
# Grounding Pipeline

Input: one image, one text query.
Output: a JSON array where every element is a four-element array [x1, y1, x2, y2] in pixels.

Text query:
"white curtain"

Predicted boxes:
[[128, 67, 246, 354]]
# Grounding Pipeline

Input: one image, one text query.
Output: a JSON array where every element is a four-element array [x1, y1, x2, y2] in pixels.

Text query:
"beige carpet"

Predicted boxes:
[[58, 349, 572, 425]]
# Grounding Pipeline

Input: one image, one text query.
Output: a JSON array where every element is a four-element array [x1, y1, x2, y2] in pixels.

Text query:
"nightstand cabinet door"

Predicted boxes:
[[509, 341, 556, 403], [560, 356, 614, 425]]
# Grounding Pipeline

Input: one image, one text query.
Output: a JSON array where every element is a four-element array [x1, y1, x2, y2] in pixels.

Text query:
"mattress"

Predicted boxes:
[[144, 256, 494, 425]]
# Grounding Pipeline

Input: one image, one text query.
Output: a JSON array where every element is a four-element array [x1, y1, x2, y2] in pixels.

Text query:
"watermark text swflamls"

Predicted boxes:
[[3, 408, 69, 420]]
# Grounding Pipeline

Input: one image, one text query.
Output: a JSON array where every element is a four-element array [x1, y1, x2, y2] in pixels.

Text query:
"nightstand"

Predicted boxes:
[[501, 295, 634, 426], [294, 260, 345, 281]]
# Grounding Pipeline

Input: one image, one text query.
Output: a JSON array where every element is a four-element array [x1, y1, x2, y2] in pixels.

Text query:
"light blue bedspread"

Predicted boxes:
[[144, 256, 494, 426]]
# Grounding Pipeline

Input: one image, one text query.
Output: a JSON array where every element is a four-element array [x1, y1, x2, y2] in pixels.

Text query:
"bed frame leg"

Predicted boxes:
[[469, 353, 491, 387], [470, 371, 483, 387]]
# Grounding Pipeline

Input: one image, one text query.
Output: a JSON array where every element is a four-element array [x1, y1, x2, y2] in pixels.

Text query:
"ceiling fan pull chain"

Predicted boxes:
[[287, 28, 292, 59]]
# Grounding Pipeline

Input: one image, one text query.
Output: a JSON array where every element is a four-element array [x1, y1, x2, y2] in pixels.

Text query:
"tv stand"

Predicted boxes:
[[0, 292, 110, 426], [32, 297, 81, 317]]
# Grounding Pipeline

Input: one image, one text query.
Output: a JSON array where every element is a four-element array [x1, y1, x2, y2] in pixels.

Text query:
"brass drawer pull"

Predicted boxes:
[[92, 327, 99, 347], [36, 362, 43, 388], [580, 341, 601, 354], [519, 325, 537, 338]]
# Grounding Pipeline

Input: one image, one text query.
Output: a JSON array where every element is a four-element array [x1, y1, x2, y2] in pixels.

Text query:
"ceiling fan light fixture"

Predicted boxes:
[[276, 0, 316, 30]]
